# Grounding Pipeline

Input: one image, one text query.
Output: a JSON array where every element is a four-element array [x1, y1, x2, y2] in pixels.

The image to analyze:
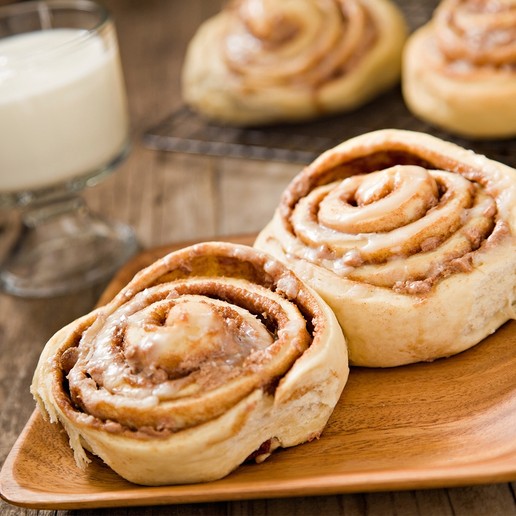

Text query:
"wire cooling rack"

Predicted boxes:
[[143, 0, 516, 168]]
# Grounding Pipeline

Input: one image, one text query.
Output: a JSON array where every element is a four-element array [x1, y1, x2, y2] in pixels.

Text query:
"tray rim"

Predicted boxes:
[[2, 407, 516, 510], [1, 235, 515, 510]]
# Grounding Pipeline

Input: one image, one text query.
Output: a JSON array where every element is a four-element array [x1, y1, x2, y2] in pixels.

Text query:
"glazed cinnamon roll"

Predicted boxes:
[[31, 242, 348, 485], [182, 0, 407, 125], [255, 129, 516, 367], [403, 0, 516, 139]]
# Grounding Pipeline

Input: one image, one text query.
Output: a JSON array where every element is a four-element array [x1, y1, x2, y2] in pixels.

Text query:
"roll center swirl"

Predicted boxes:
[[435, 0, 516, 69], [123, 299, 274, 377], [224, 0, 375, 86], [317, 165, 439, 233]]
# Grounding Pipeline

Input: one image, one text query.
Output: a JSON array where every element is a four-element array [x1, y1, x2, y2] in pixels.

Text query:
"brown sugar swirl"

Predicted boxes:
[[31, 242, 348, 485], [256, 130, 516, 367]]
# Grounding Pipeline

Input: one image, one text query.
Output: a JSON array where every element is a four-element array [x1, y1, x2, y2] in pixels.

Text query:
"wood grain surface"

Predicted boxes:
[[0, 1, 515, 515]]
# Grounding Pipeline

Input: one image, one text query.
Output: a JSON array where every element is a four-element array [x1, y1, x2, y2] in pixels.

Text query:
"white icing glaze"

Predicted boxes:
[[276, 274, 300, 299], [291, 167, 477, 262], [64, 270, 312, 430]]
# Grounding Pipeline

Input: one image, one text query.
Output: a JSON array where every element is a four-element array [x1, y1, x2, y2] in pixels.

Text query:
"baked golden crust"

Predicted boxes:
[[403, 0, 516, 139], [182, 0, 407, 125], [255, 129, 516, 367], [31, 242, 348, 485]]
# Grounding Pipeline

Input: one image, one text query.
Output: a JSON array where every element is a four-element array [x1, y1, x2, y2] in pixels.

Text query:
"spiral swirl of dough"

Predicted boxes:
[[32, 242, 348, 484], [182, 0, 407, 124], [402, 0, 516, 138], [223, 0, 375, 87], [434, 0, 516, 70], [287, 163, 496, 294], [63, 274, 310, 434]]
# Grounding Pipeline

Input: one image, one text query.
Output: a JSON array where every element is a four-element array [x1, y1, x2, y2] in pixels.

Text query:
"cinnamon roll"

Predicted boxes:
[[403, 0, 516, 139], [31, 242, 348, 485], [255, 129, 516, 367], [182, 0, 407, 125]]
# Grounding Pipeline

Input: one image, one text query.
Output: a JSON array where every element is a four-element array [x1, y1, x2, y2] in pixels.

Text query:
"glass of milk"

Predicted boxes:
[[0, 0, 138, 297]]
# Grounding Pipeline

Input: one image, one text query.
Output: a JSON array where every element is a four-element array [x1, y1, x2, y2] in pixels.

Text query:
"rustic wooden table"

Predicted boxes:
[[0, 1, 515, 514]]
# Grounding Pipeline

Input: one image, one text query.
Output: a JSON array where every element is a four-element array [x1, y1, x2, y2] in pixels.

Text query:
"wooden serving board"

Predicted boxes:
[[1, 235, 516, 510]]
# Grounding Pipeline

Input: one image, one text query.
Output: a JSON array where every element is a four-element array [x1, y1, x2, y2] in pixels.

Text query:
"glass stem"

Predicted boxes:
[[20, 195, 86, 229]]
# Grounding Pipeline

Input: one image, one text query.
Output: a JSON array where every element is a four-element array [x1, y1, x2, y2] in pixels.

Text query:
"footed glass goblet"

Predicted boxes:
[[0, 0, 138, 297]]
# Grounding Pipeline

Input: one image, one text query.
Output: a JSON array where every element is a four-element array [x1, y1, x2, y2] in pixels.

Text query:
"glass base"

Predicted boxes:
[[0, 196, 138, 298]]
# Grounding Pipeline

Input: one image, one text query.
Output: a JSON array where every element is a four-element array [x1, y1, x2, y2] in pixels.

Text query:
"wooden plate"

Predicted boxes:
[[1, 235, 516, 510]]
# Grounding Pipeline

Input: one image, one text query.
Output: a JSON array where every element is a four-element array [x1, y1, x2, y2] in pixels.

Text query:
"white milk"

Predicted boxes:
[[0, 28, 129, 192]]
